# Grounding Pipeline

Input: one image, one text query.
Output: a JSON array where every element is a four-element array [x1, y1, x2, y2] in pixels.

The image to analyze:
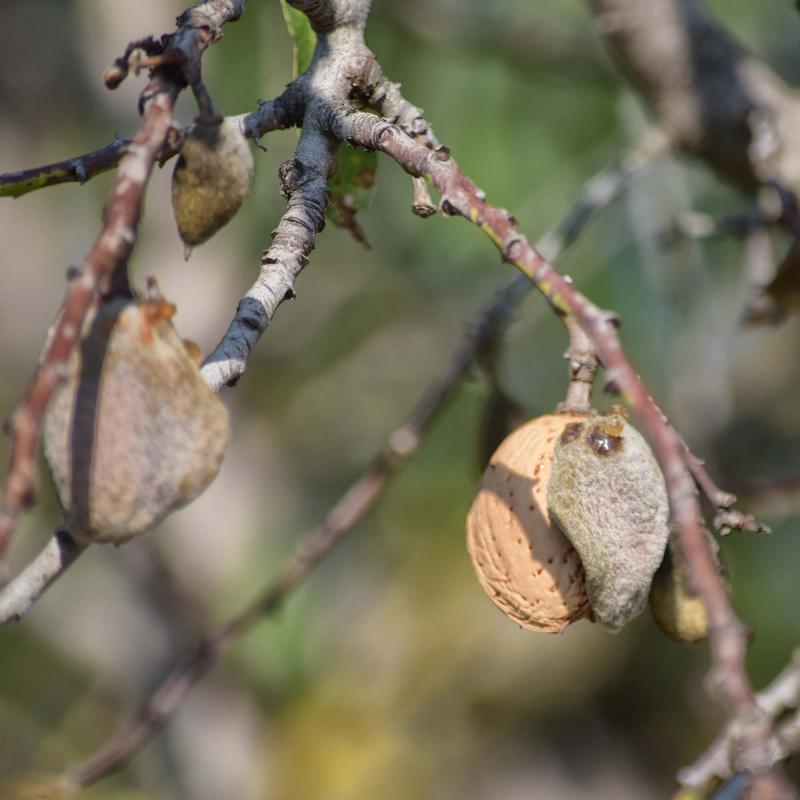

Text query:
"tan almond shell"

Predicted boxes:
[[466, 414, 591, 633]]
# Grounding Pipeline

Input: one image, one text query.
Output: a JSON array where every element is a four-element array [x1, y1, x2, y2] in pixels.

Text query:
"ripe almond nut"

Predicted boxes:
[[43, 294, 230, 544], [171, 117, 254, 252], [547, 413, 671, 632], [466, 414, 591, 633]]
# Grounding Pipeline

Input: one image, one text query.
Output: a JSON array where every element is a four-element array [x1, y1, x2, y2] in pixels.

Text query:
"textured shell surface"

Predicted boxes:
[[547, 414, 670, 632], [43, 296, 230, 544], [466, 414, 591, 633]]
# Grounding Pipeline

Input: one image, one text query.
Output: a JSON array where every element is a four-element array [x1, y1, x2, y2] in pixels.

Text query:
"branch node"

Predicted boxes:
[[411, 177, 436, 218]]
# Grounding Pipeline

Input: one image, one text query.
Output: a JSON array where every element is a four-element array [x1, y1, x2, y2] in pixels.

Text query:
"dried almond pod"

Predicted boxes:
[[43, 294, 229, 545], [547, 413, 670, 632], [648, 530, 720, 643], [466, 414, 591, 633], [171, 117, 254, 251]]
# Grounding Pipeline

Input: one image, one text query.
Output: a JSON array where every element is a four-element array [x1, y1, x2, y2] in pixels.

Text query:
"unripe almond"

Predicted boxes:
[[171, 117, 254, 252], [43, 294, 229, 545], [648, 530, 718, 643], [466, 414, 591, 633]]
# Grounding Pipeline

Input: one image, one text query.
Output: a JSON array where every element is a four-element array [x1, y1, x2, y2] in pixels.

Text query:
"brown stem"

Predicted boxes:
[[0, 79, 178, 560], [0, 138, 131, 199]]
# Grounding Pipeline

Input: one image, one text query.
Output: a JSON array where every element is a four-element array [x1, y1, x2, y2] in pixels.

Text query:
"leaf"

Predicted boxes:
[[326, 143, 378, 248], [279, 1, 317, 77]]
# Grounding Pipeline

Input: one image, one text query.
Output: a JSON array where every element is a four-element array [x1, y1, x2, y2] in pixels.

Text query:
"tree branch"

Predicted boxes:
[[0, 138, 131, 199], [200, 120, 335, 390], [0, 137, 654, 628], [0, 528, 86, 624], [0, 91, 301, 202], [680, 651, 800, 794]]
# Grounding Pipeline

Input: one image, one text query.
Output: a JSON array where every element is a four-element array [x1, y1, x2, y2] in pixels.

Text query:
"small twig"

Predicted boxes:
[[0, 528, 86, 624], [677, 437, 770, 535], [330, 106, 778, 779], [658, 209, 767, 250], [411, 176, 436, 217], [0, 92, 300, 202], [54, 144, 653, 784], [0, 138, 131, 199], [557, 314, 597, 413], [200, 119, 336, 391]]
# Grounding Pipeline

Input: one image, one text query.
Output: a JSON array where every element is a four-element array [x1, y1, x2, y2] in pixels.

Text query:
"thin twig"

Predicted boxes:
[[558, 315, 598, 413], [0, 529, 86, 623], [0, 93, 301, 202], [0, 138, 131, 199], [330, 107, 780, 778], [57, 144, 653, 786], [0, 82, 178, 560]]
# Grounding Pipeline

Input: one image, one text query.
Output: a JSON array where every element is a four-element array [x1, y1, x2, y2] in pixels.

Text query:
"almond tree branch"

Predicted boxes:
[[0, 94, 302, 203], [329, 107, 781, 782], [57, 140, 652, 790], [0, 1, 245, 562], [199, 119, 336, 390], [0, 528, 86, 624], [0, 83, 178, 560], [0, 92, 301, 201], [0, 138, 131, 199]]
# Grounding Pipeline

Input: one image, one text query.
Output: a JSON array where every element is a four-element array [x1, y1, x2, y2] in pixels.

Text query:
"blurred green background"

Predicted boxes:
[[1, 1, 800, 798]]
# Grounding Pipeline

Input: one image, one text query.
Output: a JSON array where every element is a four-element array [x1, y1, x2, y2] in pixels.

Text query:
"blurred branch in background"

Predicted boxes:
[[588, 0, 800, 330], [681, 651, 800, 795]]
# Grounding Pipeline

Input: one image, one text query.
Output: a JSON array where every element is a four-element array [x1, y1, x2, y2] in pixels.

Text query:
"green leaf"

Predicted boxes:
[[279, 1, 317, 77], [326, 143, 378, 248]]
